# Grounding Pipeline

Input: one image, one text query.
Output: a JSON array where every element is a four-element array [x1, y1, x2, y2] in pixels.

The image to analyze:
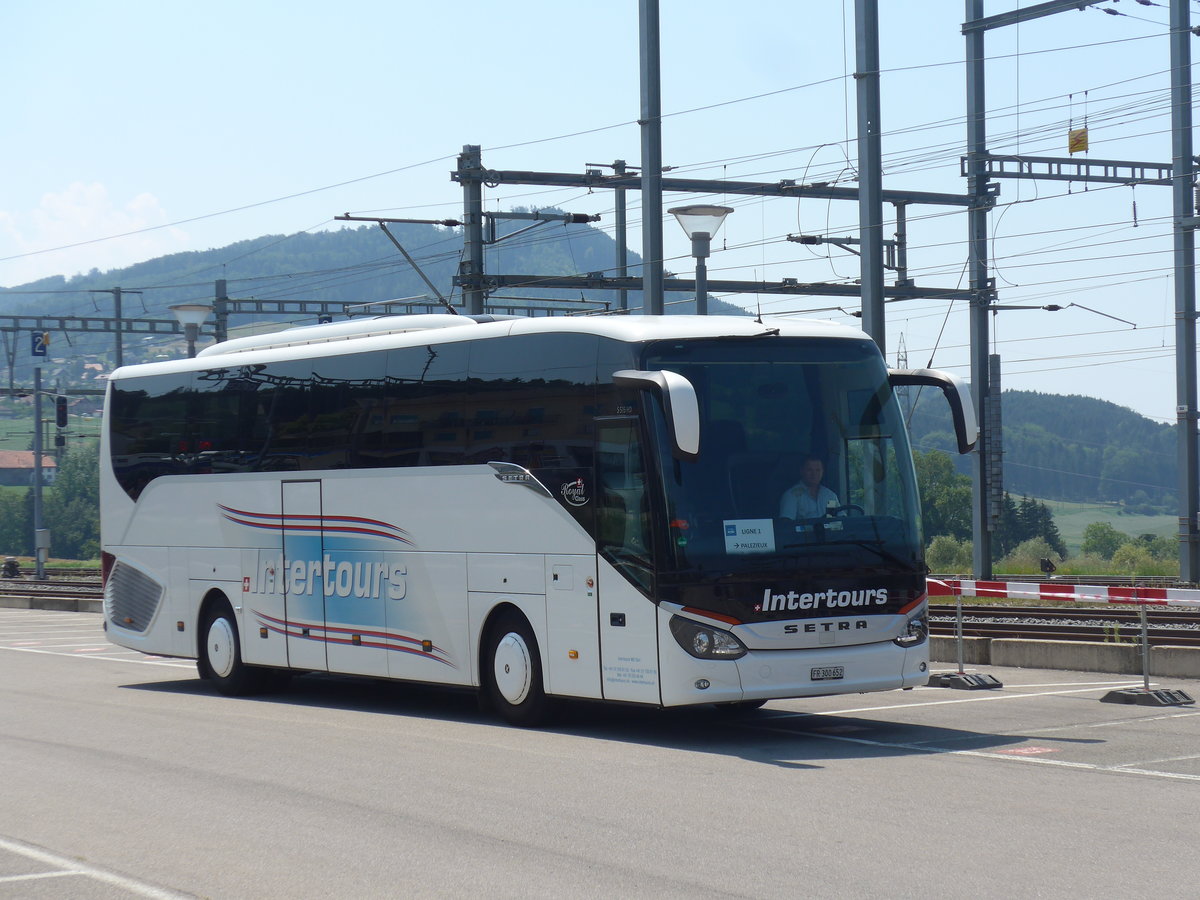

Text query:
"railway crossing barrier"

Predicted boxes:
[[927, 579, 1196, 706], [924, 586, 1003, 690]]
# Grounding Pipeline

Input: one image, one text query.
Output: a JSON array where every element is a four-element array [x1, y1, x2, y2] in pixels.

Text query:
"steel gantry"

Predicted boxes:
[[960, 0, 1199, 581]]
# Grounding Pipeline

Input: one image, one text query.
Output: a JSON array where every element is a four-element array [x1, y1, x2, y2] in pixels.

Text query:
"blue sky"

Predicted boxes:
[[0, 1, 1188, 422]]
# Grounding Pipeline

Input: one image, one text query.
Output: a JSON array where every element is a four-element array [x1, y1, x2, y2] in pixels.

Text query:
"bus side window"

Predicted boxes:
[[387, 342, 469, 467], [595, 418, 653, 592]]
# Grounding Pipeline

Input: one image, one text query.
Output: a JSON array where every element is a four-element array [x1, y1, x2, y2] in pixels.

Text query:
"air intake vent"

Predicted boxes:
[[104, 562, 164, 634]]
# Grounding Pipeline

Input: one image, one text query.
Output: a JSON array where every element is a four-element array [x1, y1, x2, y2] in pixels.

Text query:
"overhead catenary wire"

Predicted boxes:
[[0, 5, 1185, 423]]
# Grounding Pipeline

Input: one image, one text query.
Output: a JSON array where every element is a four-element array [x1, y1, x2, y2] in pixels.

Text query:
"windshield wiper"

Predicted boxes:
[[707, 328, 780, 341], [820, 538, 920, 571]]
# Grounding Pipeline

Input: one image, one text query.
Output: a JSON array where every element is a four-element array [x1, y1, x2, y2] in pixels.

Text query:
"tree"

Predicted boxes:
[[998, 538, 1062, 573], [990, 493, 1066, 561], [913, 450, 972, 543], [992, 492, 1022, 560], [1133, 533, 1176, 562], [926, 536, 973, 574], [1081, 522, 1127, 560], [1111, 542, 1154, 575], [1099, 448, 1144, 501], [0, 491, 29, 557], [42, 442, 100, 560], [1016, 495, 1067, 558]]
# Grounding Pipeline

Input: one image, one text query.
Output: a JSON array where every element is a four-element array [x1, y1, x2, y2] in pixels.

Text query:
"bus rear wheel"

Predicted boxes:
[[484, 611, 548, 727]]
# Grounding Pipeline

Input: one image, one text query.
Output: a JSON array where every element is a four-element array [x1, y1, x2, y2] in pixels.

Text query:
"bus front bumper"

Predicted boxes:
[[658, 638, 929, 708]]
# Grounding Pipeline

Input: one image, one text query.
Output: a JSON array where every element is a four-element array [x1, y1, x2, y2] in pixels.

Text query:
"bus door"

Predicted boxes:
[[594, 417, 661, 704], [281, 480, 328, 672]]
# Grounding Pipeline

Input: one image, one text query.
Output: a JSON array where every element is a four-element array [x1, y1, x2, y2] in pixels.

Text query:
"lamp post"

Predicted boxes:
[[169, 304, 213, 358], [668, 204, 733, 315]]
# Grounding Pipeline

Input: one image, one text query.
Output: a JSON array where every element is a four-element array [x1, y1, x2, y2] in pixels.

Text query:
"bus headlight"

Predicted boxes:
[[893, 612, 928, 647], [669, 615, 748, 660]]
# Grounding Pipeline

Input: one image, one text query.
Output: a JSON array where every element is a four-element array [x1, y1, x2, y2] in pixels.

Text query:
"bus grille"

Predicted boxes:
[[104, 563, 164, 634]]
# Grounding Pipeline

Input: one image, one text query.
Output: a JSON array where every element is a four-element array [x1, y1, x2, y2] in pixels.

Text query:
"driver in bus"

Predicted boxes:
[[779, 454, 839, 519]]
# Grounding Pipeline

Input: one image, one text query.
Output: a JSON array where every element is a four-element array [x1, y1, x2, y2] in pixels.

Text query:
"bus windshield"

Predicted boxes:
[[640, 336, 923, 588]]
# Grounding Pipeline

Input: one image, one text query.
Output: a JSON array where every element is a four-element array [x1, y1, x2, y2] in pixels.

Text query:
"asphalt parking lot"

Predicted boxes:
[[2, 608, 1199, 898]]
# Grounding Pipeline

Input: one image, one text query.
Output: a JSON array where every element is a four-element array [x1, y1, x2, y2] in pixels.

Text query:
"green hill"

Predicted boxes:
[[906, 388, 1176, 512], [0, 215, 748, 381]]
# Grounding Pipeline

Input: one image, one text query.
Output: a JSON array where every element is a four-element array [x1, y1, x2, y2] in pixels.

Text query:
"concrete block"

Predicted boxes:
[[930, 635, 991, 665], [991, 639, 1141, 675], [1150, 645, 1200, 679]]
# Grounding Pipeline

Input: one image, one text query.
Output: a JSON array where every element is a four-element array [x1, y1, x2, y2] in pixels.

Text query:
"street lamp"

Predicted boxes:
[[668, 204, 733, 315], [169, 304, 213, 358]]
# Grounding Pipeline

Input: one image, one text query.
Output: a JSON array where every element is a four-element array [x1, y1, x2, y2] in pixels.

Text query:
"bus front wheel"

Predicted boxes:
[[484, 611, 548, 727], [199, 600, 263, 696]]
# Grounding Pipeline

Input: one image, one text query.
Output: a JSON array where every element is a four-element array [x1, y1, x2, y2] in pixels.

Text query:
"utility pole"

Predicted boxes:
[[89, 287, 143, 369], [639, 0, 665, 315], [458, 145, 487, 315], [214, 279, 229, 344], [856, 0, 885, 348], [30, 332, 49, 580], [964, 0, 995, 578], [2, 331, 14, 395], [614, 159, 630, 312], [1170, 0, 1199, 582]]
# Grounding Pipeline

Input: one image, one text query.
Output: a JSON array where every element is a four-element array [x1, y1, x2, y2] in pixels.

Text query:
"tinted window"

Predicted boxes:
[[385, 341, 469, 466], [467, 333, 599, 531], [109, 372, 193, 497], [107, 332, 621, 500], [466, 334, 598, 467], [191, 365, 273, 473], [309, 353, 386, 469]]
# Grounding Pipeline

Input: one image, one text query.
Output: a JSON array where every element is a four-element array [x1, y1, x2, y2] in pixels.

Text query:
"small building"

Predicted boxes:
[[0, 451, 57, 486]]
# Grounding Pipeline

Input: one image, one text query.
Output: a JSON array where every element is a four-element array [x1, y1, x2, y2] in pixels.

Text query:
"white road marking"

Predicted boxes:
[[0, 871, 76, 883], [758, 682, 1150, 719], [0, 835, 191, 898], [744, 682, 1200, 784], [744, 720, 1200, 782], [2, 645, 192, 668]]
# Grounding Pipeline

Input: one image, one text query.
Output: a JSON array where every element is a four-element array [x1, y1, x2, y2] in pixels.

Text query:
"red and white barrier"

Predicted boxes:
[[928, 578, 1200, 609]]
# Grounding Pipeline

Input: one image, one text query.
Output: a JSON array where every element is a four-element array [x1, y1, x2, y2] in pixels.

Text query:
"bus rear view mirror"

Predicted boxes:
[[613, 369, 700, 461], [888, 368, 978, 454]]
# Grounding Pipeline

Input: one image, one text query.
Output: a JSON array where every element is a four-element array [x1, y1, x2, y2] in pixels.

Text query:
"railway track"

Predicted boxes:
[[0, 576, 103, 611], [929, 603, 1200, 648], [0, 578, 102, 595]]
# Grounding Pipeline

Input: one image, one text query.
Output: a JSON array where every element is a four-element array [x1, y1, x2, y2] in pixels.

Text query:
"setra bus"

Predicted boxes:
[[100, 313, 976, 724]]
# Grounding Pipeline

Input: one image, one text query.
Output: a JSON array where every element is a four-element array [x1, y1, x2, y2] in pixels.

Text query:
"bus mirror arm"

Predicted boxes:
[[613, 370, 700, 461], [888, 368, 978, 455]]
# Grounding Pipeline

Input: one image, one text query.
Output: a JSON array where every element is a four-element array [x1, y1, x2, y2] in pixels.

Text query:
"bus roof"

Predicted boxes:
[[109, 314, 872, 382]]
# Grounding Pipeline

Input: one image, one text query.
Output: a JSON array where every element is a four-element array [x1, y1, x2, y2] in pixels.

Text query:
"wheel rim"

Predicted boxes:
[[493, 632, 532, 706], [206, 616, 236, 679]]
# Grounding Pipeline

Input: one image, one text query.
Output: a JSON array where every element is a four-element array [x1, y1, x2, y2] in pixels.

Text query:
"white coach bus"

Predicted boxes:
[[100, 313, 976, 725]]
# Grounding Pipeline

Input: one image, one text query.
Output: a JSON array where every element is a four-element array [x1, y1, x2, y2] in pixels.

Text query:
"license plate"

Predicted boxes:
[[810, 666, 844, 681]]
